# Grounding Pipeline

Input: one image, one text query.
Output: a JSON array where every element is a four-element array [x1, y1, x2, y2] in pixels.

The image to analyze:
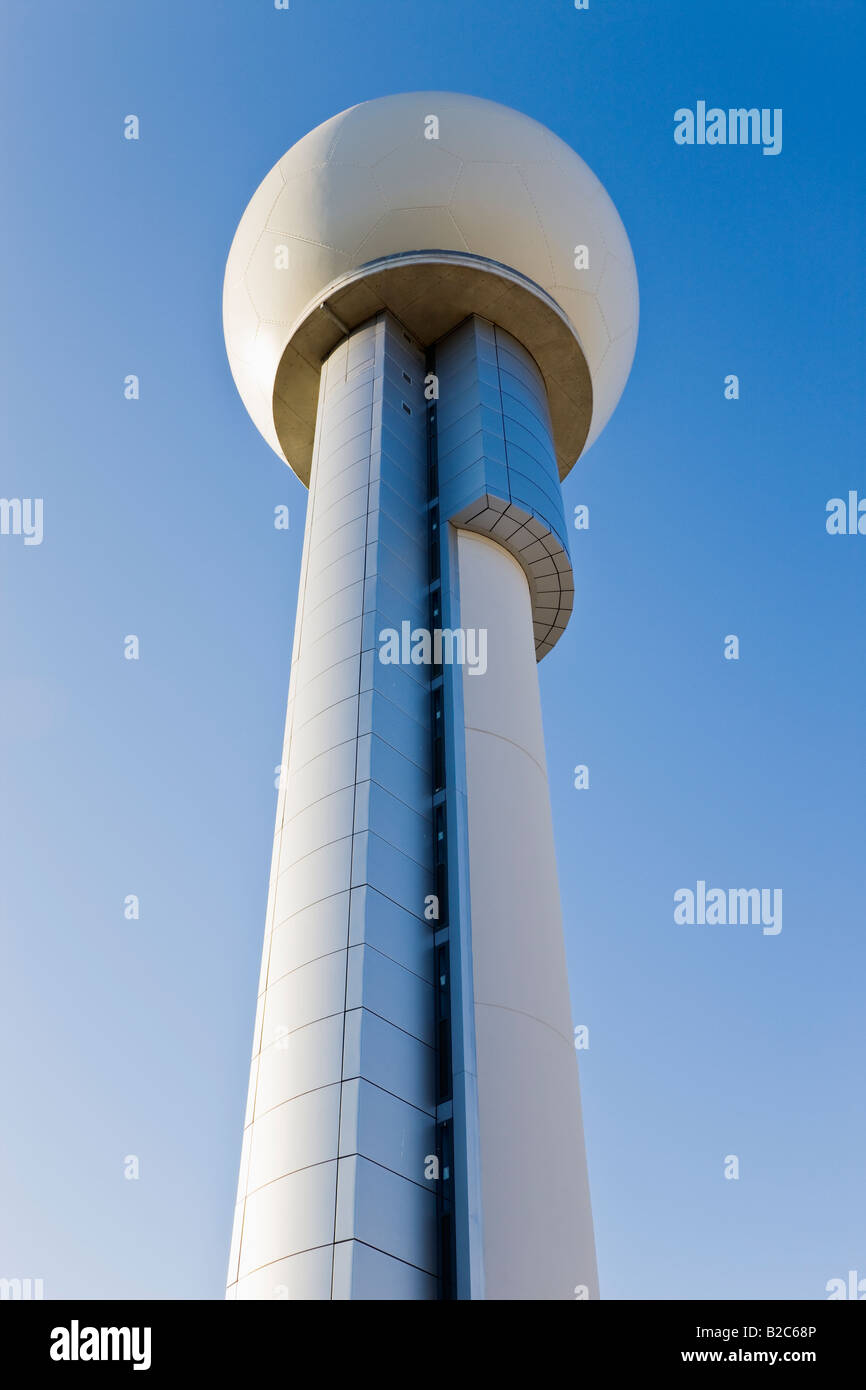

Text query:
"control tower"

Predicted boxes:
[[222, 91, 638, 1300]]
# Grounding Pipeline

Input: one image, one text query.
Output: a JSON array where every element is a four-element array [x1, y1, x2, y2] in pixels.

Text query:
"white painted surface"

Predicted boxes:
[[226, 316, 436, 1301], [223, 91, 638, 462], [457, 529, 598, 1299]]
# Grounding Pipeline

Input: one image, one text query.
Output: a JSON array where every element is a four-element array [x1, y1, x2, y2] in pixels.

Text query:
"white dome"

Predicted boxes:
[[224, 91, 638, 480]]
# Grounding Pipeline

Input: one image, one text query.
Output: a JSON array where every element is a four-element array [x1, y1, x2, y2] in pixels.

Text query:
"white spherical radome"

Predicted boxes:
[[223, 91, 638, 482]]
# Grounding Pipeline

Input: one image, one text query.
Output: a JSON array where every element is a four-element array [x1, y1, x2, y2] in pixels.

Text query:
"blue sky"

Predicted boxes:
[[1, 0, 863, 1299]]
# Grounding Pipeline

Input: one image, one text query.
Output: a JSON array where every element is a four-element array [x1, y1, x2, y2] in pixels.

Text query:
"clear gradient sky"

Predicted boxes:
[[1, 0, 864, 1300]]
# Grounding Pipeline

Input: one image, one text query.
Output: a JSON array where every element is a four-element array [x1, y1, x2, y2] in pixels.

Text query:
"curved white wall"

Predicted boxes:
[[457, 529, 598, 1300]]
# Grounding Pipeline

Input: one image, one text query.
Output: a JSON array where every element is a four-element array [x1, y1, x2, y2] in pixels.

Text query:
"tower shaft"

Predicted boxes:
[[227, 311, 596, 1299]]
